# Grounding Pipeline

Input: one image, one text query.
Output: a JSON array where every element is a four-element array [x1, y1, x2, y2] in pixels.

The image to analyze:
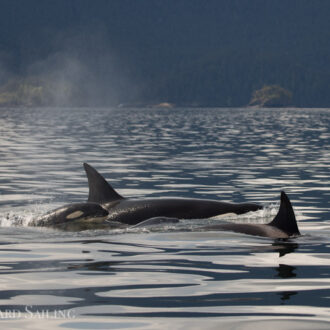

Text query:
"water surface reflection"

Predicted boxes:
[[0, 107, 329, 328]]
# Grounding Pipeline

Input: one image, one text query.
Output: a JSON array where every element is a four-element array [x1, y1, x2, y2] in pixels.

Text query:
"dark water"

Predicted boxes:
[[0, 107, 329, 329]]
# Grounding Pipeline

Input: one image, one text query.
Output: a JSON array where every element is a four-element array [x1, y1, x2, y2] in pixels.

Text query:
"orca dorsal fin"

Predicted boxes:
[[83, 163, 124, 204], [269, 191, 300, 236]]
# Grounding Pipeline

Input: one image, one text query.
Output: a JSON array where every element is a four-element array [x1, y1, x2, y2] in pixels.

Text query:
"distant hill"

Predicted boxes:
[[0, 0, 329, 107]]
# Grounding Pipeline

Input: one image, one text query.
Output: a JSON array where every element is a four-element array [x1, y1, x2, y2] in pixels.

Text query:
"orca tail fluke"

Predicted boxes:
[[83, 163, 124, 204], [269, 191, 300, 236]]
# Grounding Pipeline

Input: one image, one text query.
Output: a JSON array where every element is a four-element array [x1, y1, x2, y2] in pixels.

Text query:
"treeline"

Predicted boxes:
[[0, 0, 329, 107], [139, 49, 330, 107]]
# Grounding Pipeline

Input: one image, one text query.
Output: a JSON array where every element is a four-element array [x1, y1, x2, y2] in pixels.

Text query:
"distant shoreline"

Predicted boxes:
[[0, 105, 329, 110]]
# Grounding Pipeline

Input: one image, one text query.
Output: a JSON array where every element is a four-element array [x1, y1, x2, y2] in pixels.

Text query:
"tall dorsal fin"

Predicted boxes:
[[269, 191, 300, 236], [83, 163, 124, 203]]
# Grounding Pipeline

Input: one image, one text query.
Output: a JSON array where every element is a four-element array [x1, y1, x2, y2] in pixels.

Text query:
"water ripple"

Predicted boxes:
[[0, 107, 329, 328]]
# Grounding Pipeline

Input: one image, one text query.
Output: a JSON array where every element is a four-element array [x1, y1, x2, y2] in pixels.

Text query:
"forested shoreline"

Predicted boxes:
[[0, 0, 329, 107]]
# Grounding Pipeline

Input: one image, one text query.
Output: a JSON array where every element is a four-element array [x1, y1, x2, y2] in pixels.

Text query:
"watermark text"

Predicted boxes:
[[0, 306, 76, 319]]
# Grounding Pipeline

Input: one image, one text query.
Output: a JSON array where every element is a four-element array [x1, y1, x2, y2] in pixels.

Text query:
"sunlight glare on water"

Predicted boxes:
[[0, 107, 329, 329]]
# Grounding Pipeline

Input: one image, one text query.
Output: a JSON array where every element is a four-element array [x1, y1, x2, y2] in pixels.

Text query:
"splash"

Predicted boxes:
[[0, 204, 52, 228], [0, 210, 34, 227]]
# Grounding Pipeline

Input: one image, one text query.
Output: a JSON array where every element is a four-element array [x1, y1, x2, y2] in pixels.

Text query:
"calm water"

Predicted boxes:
[[0, 107, 329, 329]]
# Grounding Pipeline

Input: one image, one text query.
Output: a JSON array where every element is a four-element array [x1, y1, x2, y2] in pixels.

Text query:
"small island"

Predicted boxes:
[[249, 85, 293, 107]]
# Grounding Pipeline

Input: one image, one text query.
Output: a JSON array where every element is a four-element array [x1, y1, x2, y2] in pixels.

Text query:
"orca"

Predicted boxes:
[[131, 216, 180, 228], [30, 202, 109, 230], [83, 163, 262, 226], [199, 191, 300, 239]]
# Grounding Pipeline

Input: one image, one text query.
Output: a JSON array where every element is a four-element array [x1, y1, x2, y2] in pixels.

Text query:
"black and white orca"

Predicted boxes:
[[132, 192, 301, 239], [30, 202, 109, 230], [84, 163, 262, 226]]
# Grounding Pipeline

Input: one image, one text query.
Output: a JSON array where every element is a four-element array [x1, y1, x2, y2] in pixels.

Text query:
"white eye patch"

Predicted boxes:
[[66, 210, 84, 219]]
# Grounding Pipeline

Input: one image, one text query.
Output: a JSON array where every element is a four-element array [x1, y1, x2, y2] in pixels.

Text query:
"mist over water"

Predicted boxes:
[[0, 107, 329, 329], [1, 26, 139, 107]]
